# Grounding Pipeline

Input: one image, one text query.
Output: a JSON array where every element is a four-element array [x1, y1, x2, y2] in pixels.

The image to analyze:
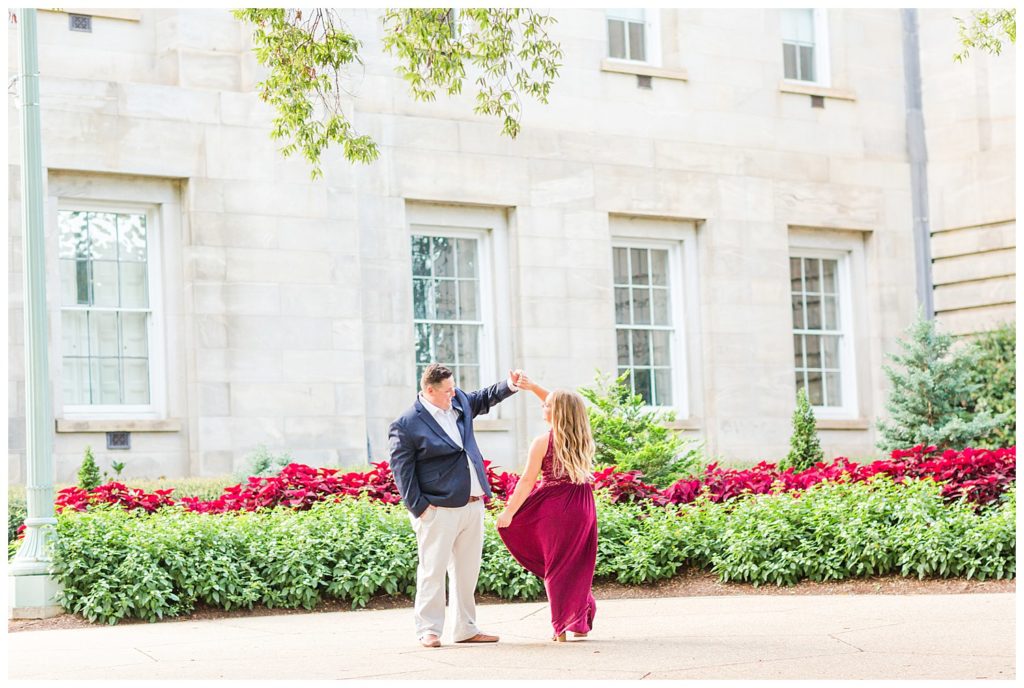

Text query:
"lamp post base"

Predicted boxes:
[[9, 571, 63, 619]]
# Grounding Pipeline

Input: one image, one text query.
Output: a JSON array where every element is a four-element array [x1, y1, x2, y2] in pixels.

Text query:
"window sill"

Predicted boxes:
[[815, 418, 870, 431], [663, 419, 701, 431], [56, 418, 182, 433], [474, 419, 512, 432], [779, 80, 856, 101], [601, 59, 688, 82], [42, 8, 142, 22]]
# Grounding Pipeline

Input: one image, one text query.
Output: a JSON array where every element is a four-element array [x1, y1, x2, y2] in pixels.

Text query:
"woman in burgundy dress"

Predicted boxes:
[[496, 380, 597, 642]]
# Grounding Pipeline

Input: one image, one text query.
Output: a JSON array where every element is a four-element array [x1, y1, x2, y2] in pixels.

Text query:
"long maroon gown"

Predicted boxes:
[[498, 431, 598, 636]]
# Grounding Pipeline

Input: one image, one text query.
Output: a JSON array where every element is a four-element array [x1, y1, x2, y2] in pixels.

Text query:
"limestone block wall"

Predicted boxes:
[[11, 8, 1006, 481], [918, 9, 1016, 335]]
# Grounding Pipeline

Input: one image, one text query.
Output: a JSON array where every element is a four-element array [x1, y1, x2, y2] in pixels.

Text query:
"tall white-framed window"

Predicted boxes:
[[606, 8, 661, 65], [58, 202, 165, 417], [612, 241, 685, 410], [789, 250, 856, 416], [781, 8, 830, 85], [409, 227, 494, 393]]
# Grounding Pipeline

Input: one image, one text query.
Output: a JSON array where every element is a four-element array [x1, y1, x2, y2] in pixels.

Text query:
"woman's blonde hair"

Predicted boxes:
[[548, 389, 595, 484]]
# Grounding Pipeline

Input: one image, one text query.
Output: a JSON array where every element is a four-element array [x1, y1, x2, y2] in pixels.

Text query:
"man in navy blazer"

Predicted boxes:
[[389, 363, 522, 648]]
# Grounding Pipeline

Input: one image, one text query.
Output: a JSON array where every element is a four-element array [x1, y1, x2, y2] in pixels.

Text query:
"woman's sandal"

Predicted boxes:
[[553, 632, 588, 641]]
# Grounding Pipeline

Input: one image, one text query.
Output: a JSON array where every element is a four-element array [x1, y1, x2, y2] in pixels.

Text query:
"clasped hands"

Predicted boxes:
[[508, 369, 535, 391]]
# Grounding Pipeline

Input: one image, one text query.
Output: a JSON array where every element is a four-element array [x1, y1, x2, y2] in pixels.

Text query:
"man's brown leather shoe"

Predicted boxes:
[[419, 634, 441, 648], [455, 632, 499, 643]]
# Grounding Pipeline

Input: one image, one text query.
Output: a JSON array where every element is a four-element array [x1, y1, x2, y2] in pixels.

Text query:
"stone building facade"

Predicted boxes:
[[7, 8, 1015, 482]]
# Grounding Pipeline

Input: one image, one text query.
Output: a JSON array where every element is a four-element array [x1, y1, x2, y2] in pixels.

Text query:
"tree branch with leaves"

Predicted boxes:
[[953, 8, 1016, 62], [235, 8, 562, 178]]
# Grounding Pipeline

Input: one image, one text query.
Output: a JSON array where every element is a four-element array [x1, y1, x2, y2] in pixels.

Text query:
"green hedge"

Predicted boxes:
[[50, 476, 1015, 625]]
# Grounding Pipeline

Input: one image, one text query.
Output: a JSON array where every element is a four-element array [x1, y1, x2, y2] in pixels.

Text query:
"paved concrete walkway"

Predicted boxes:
[[8, 593, 1015, 680]]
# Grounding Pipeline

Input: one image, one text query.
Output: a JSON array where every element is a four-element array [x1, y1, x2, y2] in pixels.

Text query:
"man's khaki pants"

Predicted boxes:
[[409, 500, 485, 642]]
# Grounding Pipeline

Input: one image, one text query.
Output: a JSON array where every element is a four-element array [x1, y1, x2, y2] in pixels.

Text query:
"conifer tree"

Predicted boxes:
[[876, 315, 1007, 451], [780, 387, 824, 471], [77, 445, 101, 490]]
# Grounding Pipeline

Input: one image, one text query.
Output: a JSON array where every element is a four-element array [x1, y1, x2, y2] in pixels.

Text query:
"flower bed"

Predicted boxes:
[[49, 476, 1016, 625]]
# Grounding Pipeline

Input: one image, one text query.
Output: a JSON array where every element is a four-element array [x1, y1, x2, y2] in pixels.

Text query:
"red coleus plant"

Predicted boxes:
[[658, 445, 1015, 508], [47, 446, 1014, 519]]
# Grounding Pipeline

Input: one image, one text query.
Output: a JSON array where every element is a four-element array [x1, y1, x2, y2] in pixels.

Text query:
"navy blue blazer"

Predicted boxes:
[[388, 380, 516, 517]]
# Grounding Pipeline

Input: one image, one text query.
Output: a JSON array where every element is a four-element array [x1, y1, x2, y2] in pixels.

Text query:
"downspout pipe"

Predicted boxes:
[[901, 9, 935, 319]]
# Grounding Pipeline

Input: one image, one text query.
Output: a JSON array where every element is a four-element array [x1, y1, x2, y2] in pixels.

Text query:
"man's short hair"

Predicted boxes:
[[420, 363, 454, 390]]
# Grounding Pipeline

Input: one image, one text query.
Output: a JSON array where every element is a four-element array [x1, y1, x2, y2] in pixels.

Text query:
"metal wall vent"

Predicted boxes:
[[107, 432, 131, 450], [69, 14, 92, 33]]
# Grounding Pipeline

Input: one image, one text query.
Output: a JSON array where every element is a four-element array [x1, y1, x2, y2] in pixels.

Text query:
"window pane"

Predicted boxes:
[[793, 334, 804, 370], [435, 279, 457, 320], [415, 323, 431, 364], [607, 19, 626, 59], [94, 358, 122, 405], [795, 371, 806, 401], [805, 335, 821, 368], [63, 358, 91, 405], [121, 313, 148, 357], [434, 324, 456, 364], [123, 359, 150, 404], [60, 260, 81, 306], [804, 258, 821, 293], [781, 8, 814, 43], [654, 369, 673, 407], [613, 247, 629, 285], [805, 295, 822, 329], [90, 311, 119, 357], [783, 43, 798, 80], [88, 213, 118, 260], [791, 294, 805, 329], [823, 335, 839, 369], [652, 288, 670, 326], [630, 248, 649, 285], [650, 250, 668, 286], [825, 372, 842, 406], [609, 8, 644, 21], [456, 324, 479, 364], [822, 259, 838, 294], [455, 239, 477, 278], [411, 235, 431, 277], [628, 20, 646, 61], [92, 260, 119, 307], [458, 280, 478, 320], [62, 311, 89, 356], [631, 329, 651, 366], [458, 365, 479, 393], [120, 262, 148, 308], [615, 287, 631, 324], [806, 370, 823, 405], [59, 210, 90, 259], [413, 278, 430, 319], [652, 330, 671, 366], [823, 295, 839, 330], [789, 257, 802, 292], [799, 45, 816, 81], [118, 213, 147, 262], [632, 287, 651, 324], [632, 368, 653, 405], [431, 237, 454, 278], [617, 329, 630, 365]]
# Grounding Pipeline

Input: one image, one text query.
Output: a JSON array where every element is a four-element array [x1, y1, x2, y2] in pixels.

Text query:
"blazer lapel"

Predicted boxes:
[[414, 398, 461, 451], [453, 397, 467, 442]]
